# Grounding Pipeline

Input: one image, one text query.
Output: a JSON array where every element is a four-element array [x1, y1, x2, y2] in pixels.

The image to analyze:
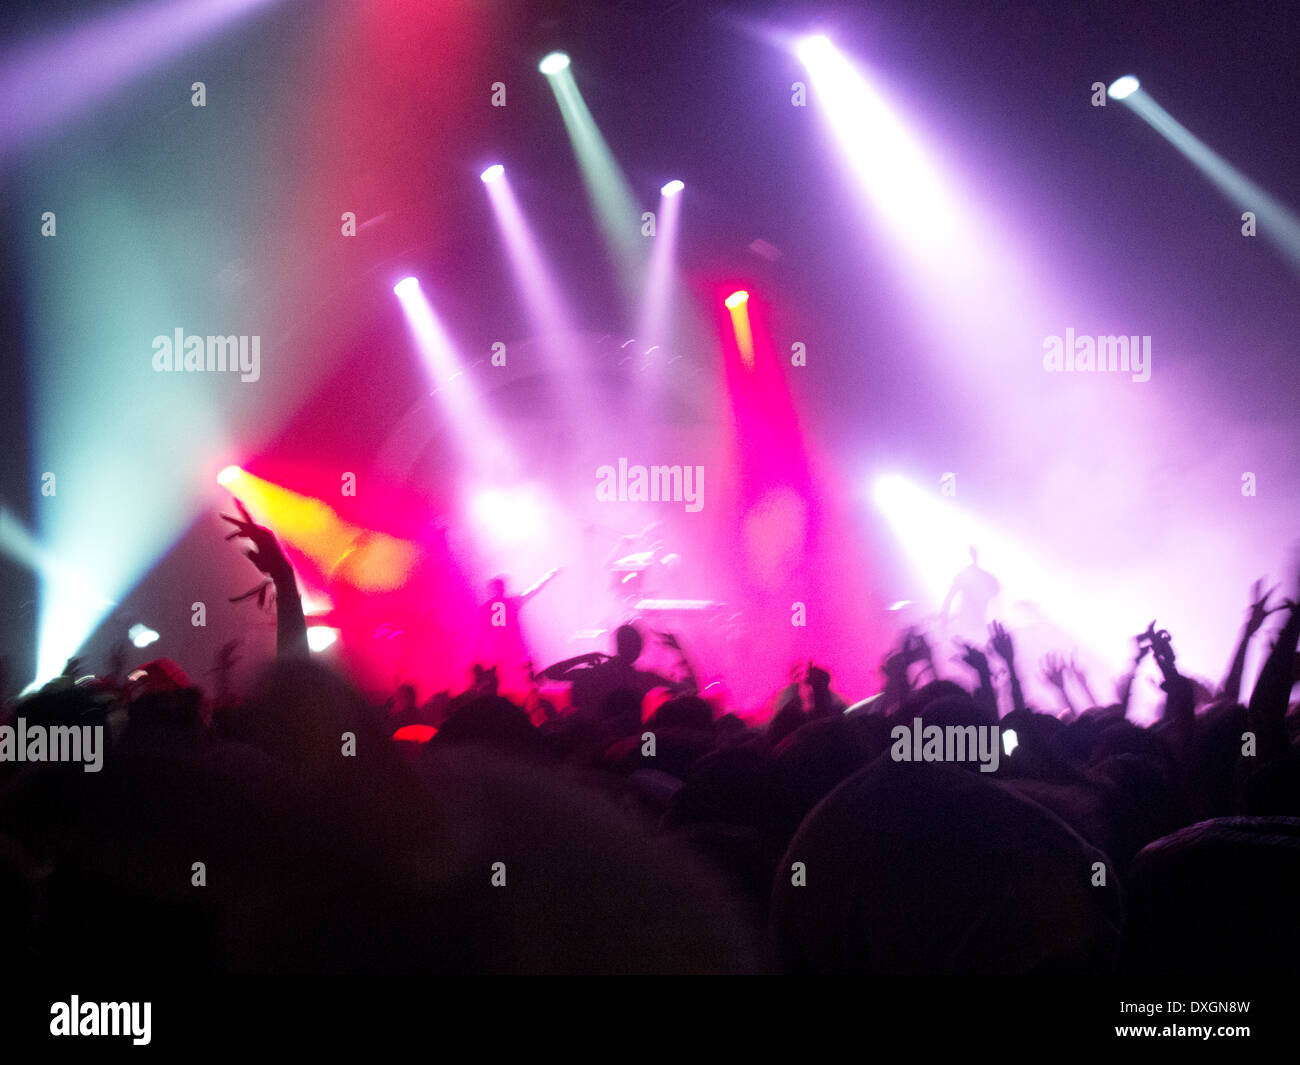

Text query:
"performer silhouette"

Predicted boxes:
[[478, 569, 559, 691], [940, 546, 1000, 645]]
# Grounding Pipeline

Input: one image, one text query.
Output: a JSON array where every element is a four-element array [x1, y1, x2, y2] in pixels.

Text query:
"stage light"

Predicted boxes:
[[482, 158, 594, 417], [542, 48, 644, 299], [480, 163, 504, 183], [795, 34, 834, 64], [394, 280, 517, 479], [216, 465, 242, 487], [306, 626, 339, 653], [1108, 75, 1140, 100], [634, 175, 687, 379], [725, 290, 754, 367], [0, 0, 282, 156], [539, 51, 570, 75], [468, 485, 548, 550], [1117, 85, 1300, 272], [128, 623, 159, 649]]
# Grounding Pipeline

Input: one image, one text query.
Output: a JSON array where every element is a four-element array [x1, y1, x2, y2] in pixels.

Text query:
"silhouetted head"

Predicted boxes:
[[614, 624, 643, 663], [487, 576, 506, 599], [968, 545, 979, 565]]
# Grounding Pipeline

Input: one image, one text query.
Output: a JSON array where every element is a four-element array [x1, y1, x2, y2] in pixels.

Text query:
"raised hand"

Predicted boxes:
[[1040, 652, 1067, 690], [988, 621, 1025, 714], [1245, 579, 1284, 635], [1140, 620, 1177, 677], [221, 499, 292, 582], [1067, 652, 1097, 706], [954, 641, 990, 677], [988, 620, 1015, 664], [222, 499, 306, 657]]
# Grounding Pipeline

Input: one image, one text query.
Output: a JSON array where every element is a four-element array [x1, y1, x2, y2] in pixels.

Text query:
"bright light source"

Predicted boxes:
[[468, 484, 549, 549], [724, 289, 749, 310], [795, 34, 834, 64], [216, 465, 242, 487], [307, 626, 339, 653], [128, 623, 159, 648], [480, 163, 504, 183], [1108, 75, 1140, 100], [539, 51, 570, 75], [660, 179, 684, 197], [393, 277, 420, 297]]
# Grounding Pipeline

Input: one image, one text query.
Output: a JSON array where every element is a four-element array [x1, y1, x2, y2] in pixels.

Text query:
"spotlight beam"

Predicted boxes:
[[394, 282, 517, 481], [0, 0, 280, 157], [482, 170, 591, 415], [543, 61, 646, 302], [1117, 87, 1300, 273], [635, 185, 684, 350]]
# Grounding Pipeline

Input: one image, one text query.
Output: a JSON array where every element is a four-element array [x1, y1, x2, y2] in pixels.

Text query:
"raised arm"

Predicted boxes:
[[222, 499, 308, 659], [954, 641, 998, 726], [519, 567, 561, 603], [1040, 652, 1078, 717], [1222, 579, 1282, 705], [988, 620, 1024, 716], [1145, 621, 1194, 751], [1067, 653, 1098, 709], [1246, 584, 1300, 765]]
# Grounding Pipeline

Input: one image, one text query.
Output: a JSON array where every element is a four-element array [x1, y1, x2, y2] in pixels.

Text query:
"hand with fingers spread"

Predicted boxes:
[[1245, 579, 1286, 635], [988, 621, 1025, 715], [221, 499, 292, 582], [955, 641, 990, 678], [1223, 579, 1287, 703], [954, 640, 998, 723], [1246, 555, 1300, 761], [1067, 653, 1098, 708], [1040, 652, 1067, 691], [1040, 651, 1078, 715], [220, 499, 307, 657], [988, 620, 1015, 665]]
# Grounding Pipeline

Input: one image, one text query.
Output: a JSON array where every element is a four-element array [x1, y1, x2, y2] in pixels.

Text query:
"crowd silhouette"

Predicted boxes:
[[2, 506, 1298, 975]]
